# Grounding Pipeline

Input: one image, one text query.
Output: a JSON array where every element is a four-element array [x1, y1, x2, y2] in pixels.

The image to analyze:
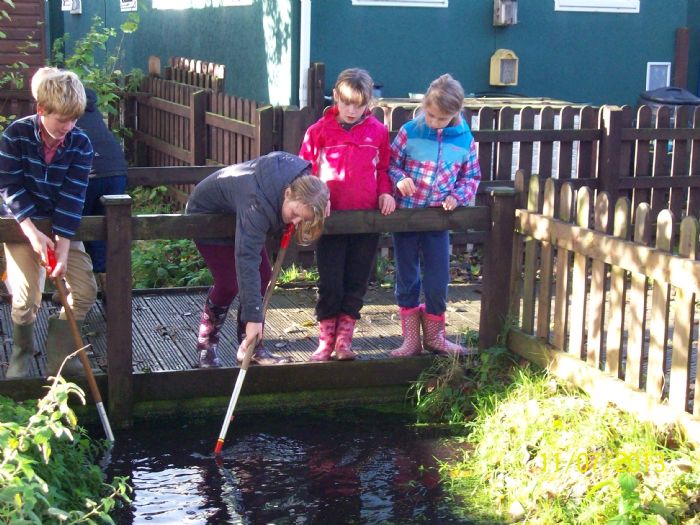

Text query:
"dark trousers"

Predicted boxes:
[[315, 233, 379, 321], [195, 242, 271, 308], [82, 175, 128, 273]]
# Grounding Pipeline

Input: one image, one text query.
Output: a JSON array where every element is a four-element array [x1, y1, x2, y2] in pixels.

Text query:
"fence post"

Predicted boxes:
[[189, 90, 208, 165], [282, 106, 311, 154], [598, 105, 623, 224], [255, 105, 276, 156], [307, 62, 325, 121], [479, 187, 517, 349], [103, 195, 133, 428]]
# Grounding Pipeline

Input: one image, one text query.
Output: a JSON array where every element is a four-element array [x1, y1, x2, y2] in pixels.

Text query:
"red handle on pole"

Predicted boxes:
[[280, 223, 294, 249], [47, 248, 57, 273]]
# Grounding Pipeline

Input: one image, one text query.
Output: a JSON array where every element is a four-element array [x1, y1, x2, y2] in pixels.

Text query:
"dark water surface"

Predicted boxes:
[[106, 410, 475, 524]]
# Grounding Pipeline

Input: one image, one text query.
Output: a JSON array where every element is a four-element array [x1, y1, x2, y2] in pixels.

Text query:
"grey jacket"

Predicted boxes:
[[186, 152, 311, 322]]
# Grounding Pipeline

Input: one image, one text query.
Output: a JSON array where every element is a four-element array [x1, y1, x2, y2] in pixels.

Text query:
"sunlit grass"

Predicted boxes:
[[435, 366, 700, 523]]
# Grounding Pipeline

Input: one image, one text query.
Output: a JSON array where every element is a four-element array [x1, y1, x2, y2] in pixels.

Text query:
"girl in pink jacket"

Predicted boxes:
[[299, 68, 395, 361]]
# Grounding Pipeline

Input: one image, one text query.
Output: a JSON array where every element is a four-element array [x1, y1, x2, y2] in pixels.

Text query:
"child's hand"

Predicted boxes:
[[245, 321, 264, 348], [19, 218, 54, 266], [442, 195, 458, 211], [397, 177, 417, 197], [50, 236, 71, 278], [378, 193, 396, 215]]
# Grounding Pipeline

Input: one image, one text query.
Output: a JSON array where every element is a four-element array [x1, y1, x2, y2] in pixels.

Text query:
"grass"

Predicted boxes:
[[408, 338, 700, 524]]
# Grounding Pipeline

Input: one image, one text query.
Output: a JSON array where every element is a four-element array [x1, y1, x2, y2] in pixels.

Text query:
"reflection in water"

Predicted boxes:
[[107, 412, 473, 524]]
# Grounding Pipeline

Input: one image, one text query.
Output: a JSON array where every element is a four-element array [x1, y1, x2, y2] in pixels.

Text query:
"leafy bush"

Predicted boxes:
[[132, 238, 211, 289], [0, 379, 130, 523], [51, 13, 143, 139]]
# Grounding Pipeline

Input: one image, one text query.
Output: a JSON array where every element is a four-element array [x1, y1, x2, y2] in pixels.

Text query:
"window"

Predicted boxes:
[[352, 0, 448, 7], [555, 0, 639, 13], [646, 62, 671, 91]]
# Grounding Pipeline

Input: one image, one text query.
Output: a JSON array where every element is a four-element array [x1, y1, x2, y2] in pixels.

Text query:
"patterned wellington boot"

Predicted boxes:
[[310, 317, 337, 362], [390, 306, 423, 357], [420, 305, 477, 357], [197, 295, 229, 368], [334, 313, 357, 361]]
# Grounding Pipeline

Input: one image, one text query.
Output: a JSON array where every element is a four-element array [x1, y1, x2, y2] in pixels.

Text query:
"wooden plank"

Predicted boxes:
[[569, 187, 591, 359], [621, 127, 700, 141], [517, 107, 535, 176], [558, 107, 575, 179], [604, 198, 630, 378], [521, 175, 540, 334], [687, 108, 700, 216], [577, 107, 597, 179], [632, 106, 652, 209], [670, 106, 690, 217], [586, 192, 609, 367], [646, 210, 673, 401], [514, 209, 700, 293], [205, 111, 257, 137], [552, 183, 574, 350], [104, 196, 134, 428], [508, 171, 527, 321], [625, 205, 651, 388], [496, 107, 515, 180], [477, 107, 496, 183], [651, 107, 672, 216], [536, 179, 555, 339], [668, 217, 697, 411], [473, 128, 601, 143]]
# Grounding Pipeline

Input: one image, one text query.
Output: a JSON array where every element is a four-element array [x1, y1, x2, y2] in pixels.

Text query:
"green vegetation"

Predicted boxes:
[[0, 379, 130, 523], [51, 13, 143, 127], [410, 338, 700, 523]]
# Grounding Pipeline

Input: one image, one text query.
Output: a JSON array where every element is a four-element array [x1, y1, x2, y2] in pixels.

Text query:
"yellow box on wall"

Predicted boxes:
[[490, 49, 519, 86]]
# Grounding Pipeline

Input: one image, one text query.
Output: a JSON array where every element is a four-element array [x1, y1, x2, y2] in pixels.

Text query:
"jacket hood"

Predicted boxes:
[[413, 113, 470, 138], [84, 88, 97, 113], [254, 152, 311, 226]]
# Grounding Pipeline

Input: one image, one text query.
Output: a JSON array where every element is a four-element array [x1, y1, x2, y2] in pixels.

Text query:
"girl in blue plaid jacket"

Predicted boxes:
[[388, 74, 481, 357]]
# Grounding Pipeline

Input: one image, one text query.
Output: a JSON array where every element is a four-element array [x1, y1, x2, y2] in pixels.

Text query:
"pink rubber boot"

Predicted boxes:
[[310, 317, 337, 362], [421, 305, 475, 356], [334, 313, 357, 361], [390, 306, 423, 357]]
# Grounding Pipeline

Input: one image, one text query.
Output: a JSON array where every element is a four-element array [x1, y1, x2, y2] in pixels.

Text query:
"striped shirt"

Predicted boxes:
[[0, 114, 93, 238]]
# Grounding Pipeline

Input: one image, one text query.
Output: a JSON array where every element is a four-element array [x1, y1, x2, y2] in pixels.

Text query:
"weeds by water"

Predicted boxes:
[[0, 379, 130, 523], [410, 342, 700, 523]]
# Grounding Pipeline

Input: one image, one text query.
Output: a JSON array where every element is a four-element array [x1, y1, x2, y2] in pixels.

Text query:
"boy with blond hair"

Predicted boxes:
[[0, 69, 96, 378]]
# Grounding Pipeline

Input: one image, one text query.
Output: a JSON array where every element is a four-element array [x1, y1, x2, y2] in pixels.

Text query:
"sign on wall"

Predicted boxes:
[[121, 0, 138, 12]]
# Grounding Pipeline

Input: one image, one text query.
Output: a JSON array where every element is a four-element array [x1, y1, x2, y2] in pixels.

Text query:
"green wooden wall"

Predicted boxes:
[[55, 0, 299, 105], [311, 0, 699, 107], [53, 1, 699, 108]]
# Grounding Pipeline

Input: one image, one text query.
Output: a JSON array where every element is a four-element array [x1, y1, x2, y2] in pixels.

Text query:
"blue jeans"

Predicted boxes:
[[393, 230, 450, 315], [82, 175, 128, 273]]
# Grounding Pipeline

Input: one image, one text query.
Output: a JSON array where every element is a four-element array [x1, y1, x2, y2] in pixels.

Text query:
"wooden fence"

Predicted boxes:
[[508, 172, 700, 444], [0, 166, 513, 428]]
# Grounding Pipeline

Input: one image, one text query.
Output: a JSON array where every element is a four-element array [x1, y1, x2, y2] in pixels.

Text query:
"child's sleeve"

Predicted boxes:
[[51, 136, 93, 238], [298, 127, 319, 174], [234, 208, 269, 323], [451, 140, 482, 206], [389, 127, 409, 186], [376, 126, 392, 196], [0, 130, 37, 223]]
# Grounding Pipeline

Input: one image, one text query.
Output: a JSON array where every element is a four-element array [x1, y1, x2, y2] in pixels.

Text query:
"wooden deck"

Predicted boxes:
[[0, 283, 482, 380]]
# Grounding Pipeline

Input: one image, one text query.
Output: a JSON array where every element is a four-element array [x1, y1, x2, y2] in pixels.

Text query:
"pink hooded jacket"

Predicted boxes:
[[299, 106, 392, 211]]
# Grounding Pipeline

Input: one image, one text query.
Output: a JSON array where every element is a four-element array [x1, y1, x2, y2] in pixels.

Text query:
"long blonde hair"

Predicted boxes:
[[422, 73, 464, 118], [288, 175, 329, 245]]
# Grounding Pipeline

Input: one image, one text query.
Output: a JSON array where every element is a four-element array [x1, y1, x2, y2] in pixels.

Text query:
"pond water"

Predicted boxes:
[[105, 410, 475, 524]]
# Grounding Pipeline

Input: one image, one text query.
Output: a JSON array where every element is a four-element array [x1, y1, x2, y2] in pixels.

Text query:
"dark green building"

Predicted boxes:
[[49, 0, 700, 108]]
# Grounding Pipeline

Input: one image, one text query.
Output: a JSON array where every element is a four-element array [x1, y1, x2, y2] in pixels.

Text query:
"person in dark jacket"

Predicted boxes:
[[77, 87, 128, 280], [186, 152, 329, 368]]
